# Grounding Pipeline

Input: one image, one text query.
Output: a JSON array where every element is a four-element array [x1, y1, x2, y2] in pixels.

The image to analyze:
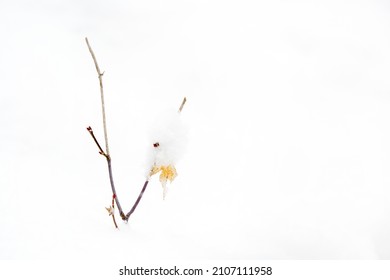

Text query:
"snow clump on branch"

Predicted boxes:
[[146, 108, 187, 199]]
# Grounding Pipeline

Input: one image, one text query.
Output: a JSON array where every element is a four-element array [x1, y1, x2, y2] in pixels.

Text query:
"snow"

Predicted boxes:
[[147, 108, 187, 170], [1, 0, 390, 260]]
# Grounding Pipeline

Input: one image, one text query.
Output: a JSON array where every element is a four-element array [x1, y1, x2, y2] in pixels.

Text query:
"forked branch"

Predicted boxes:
[[86, 37, 187, 227], [85, 37, 125, 225]]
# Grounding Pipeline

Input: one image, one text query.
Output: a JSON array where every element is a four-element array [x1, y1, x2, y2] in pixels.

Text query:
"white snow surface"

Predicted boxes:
[[1, 0, 390, 260]]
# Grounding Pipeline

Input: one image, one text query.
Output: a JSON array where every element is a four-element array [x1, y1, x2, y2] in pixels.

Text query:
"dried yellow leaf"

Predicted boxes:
[[159, 165, 177, 183], [150, 165, 177, 183], [150, 165, 177, 199]]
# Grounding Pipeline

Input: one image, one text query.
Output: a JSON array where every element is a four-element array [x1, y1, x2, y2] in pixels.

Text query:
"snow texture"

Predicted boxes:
[[1, 0, 390, 261]]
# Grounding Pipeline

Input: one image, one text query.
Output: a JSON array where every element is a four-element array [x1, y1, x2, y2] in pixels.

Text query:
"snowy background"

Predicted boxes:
[[1, 0, 390, 259]]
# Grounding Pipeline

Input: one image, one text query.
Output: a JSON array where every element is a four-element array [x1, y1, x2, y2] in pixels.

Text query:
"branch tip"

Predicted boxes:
[[179, 97, 187, 113]]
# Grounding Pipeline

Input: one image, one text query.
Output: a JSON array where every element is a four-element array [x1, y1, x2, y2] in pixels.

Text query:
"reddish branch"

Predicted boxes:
[[86, 126, 125, 221], [111, 194, 119, 228], [125, 180, 149, 220], [86, 126, 107, 158]]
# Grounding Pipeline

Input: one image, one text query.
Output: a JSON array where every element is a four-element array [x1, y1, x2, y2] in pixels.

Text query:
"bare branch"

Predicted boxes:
[[87, 126, 108, 158], [178, 97, 187, 113], [125, 180, 149, 221], [107, 158, 125, 220], [111, 194, 119, 229], [86, 38, 125, 228], [86, 38, 188, 228], [85, 37, 110, 156]]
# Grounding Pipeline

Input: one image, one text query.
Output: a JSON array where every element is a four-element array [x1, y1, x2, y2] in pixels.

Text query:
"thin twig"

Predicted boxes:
[[125, 180, 149, 221], [107, 158, 126, 220], [178, 97, 187, 113], [87, 126, 108, 158], [105, 195, 118, 229], [111, 194, 119, 229], [85, 37, 110, 156], [87, 125, 125, 219]]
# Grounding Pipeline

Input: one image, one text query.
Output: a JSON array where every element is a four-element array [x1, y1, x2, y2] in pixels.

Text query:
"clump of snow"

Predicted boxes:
[[144, 107, 188, 199], [145, 108, 188, 176]]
